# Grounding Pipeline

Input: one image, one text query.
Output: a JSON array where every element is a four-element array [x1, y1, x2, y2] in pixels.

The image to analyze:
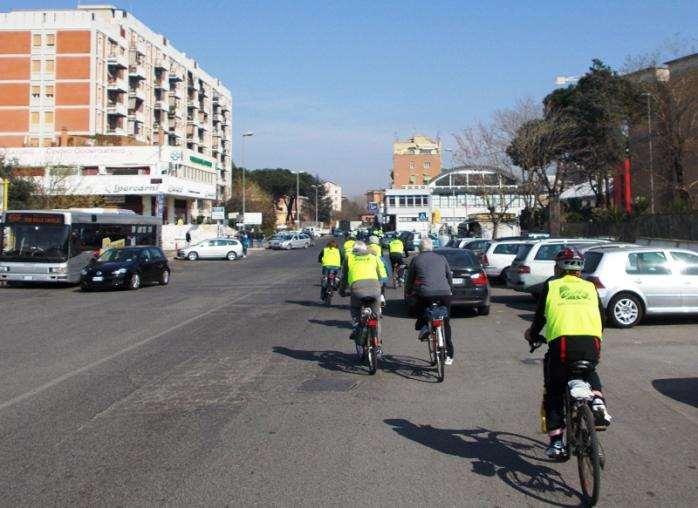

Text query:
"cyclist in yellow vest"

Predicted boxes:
[[525, 248, 611, 459], [339, 241, 386, 355], [318, 239, 342, 301], [343, 231, 357, 255], [368, 235, 389, 306], [388, 236, 406, 284]]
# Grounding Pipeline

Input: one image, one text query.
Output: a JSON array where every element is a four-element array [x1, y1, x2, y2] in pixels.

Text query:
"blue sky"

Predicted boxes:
[[7, 0, 698, 194]]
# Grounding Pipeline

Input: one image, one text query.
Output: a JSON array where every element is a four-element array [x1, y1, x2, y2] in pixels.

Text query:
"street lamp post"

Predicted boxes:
[[642, 93, 656, 213], [295, 171, 301, 228], [311, 184, 320, 223], [241, 132, 254, 221]]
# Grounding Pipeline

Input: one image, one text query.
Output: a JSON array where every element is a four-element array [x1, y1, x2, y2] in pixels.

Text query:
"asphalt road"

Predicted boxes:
[[1, 244, 696, 506]]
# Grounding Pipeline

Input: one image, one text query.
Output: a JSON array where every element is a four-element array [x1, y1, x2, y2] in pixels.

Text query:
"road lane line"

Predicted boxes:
[[0, 274, 295, 412]]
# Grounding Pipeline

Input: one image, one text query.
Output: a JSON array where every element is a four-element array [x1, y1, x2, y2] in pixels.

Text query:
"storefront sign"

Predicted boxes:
[[211, 206, 226, 220], [189, 155, 213, 168]]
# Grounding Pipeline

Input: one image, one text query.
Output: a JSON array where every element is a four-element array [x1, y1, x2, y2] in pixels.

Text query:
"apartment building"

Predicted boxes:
[[323, 181, 342, 212], [391, 134, 441, 188], [0, 5, 233, 221]]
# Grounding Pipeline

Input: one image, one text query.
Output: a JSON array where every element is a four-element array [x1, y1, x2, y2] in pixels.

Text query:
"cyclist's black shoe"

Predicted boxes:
[[417, 325, 430, 341], [545, 438, 566, 459]]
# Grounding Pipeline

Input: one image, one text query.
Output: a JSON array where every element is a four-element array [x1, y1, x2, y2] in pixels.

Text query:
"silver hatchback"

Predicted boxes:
[[582, 245, 698, 328]]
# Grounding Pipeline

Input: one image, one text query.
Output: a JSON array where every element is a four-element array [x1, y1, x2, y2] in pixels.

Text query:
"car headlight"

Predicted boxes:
[[112, 268, 128, 276], [49, 266, 67, 274], [81, 268, 88, 275]]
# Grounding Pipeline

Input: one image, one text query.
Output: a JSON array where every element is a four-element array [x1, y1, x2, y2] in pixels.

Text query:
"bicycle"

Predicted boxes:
[[357, 296, 381, 375], [530, 340, 605, 506], [424, 302, 448, 382], [391, 259, 406, 289], [321, 270, 339, 306]]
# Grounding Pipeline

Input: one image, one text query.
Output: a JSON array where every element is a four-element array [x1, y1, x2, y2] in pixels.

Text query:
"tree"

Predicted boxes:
[[543, 59, 643, 209], [226, 170, 277, 234], [0, 155, 37, 209], [33, 165, 105, 209], [507, 116, 577, 235], [642, 68, 698, 207], [333, 196, 365, 221]]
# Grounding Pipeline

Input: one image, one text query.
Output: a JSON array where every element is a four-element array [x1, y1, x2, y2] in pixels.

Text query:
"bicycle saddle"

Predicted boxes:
[[569, 360, 595, 374]]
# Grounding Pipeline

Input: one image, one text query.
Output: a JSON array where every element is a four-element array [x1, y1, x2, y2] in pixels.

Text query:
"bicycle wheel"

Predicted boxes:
[[436, 348, 445, 383], [325, 291, 333, 306], [576, 404, 601, 506], [428, 333, 437, 366]]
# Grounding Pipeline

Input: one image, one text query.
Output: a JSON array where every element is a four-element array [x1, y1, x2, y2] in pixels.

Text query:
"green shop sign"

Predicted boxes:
[[189, 155, 213, 168]]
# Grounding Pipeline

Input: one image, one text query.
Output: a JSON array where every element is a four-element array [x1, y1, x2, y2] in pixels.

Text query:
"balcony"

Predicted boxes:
[[107, 101, 127, 117], [169, 121, 182, 133], [128, 110, 145, 124], [154, 100, 167, 111], [169, 71, 183, 82], [186, 124, 196, 137], [212, 113, 221, 124], [128, 64, 146, 80], [154, 80, 169, 92], [129, 87, 146, 102], [107, 52, 128, 69], [168, 106, 182, 119], [154, 57, 167, 70], [106, 125, 126, 136], [187, 101, 199, 111], [107, 77, 128, 93]]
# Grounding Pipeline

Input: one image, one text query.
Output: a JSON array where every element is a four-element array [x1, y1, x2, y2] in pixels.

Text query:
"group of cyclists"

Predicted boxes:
[[318, 231, 612, 460]]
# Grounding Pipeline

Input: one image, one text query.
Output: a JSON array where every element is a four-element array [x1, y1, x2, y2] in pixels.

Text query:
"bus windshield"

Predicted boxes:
[[1, 223, 71, 262]]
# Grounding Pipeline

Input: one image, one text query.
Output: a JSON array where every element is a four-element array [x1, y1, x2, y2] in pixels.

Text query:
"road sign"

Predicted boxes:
[[211, 206, 225, 220], [243, 212, 263, 225], [367, 202, 379, 213], [418, 212, 428, 221]]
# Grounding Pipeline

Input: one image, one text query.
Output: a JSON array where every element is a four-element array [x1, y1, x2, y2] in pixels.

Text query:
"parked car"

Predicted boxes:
[[582, 245, 698, 328], [81, 246, 169, 291], [404, 248, 490, 316], [461, 239, 491, 263], [445, 237, 470, 248], [482, 240, 535, 280], [269, 233, 311, 250], [177, 238, 243, 260], [506, 238, 610, 295]]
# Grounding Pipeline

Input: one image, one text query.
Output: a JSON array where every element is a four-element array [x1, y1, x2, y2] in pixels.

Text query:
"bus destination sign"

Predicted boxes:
[[6, 213, 65, 225]]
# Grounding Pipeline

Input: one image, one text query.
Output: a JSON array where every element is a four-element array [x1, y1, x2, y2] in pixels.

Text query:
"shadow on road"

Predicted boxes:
[[286, 299, 350, 311], [384, 420, 584, 507], [491, 294, 537, 312], [273, 347, 440, 382], [652, 377, 698, 408], [307, 318, 353, 329]]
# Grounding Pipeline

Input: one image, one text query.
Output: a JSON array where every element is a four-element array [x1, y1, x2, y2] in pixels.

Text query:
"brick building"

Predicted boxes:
[[391, 134, 441, 188], [0, 4, 233, 222]]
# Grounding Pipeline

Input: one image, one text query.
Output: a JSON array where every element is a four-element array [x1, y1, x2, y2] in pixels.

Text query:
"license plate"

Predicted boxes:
[[452, 277, 464, 285], [92, 276, 104, 282], [23, 275, 33, 281]]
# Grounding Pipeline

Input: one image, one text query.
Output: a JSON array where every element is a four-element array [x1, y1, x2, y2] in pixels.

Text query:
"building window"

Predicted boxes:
[[409, 174, 416, 184], [398, 196, 406, 206], [30, 111, 40, 128], [424, 161, 431, 170], [31, 85, 41, 99], [32, 34, 42, 47], [31, 59, 41, 72], [46, 34, 55, 47], [409, 161, 415, 170], [423, 174, 431, 184], [44, 111, 54, 125], [44, 59, 55, 74], [45, 85, 54, 99]]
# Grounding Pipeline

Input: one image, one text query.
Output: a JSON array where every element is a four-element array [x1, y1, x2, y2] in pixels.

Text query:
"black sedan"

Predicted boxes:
[[81, 246, 170, 291], [404, 248, 490, 315]]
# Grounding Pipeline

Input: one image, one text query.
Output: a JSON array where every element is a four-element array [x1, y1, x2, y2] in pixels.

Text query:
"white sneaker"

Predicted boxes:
[[380, 294, 386, 306], [445, 357, 453, 366]]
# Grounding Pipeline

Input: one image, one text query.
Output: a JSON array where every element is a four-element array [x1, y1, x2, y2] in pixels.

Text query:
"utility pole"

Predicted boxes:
[[241, 132, 254, 220], [642, 93, 656, 213], [295, 171, 301, 228], [311, 184, 320, 223]]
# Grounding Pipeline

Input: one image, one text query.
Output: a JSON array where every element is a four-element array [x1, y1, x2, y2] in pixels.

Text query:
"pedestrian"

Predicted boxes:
[[241, 232, 249, 257], [185, 230, 191, 246]]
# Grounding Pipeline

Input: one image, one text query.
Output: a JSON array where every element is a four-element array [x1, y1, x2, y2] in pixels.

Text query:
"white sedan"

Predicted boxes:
[[177, 238, 244, 261], [269, 233, 311, 250]]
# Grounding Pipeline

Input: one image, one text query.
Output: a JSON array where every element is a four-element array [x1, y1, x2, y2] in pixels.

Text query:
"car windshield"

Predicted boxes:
[[435, 249, 477, 267], [98, 248, 141, 263], [1, 222, 71, 262]]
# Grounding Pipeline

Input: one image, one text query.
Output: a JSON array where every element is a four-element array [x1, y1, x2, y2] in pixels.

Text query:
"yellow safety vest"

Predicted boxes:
[[544, 275, 603, 342], [321, 246, 341, 267], [389, 239, 404, 254], [343, 239, 356, 253], [368, 243, 381, 257], [347, 252, 384, 285]]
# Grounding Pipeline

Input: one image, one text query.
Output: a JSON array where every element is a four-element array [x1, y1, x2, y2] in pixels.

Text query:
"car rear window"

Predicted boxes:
[[513, 243, 534, 262], [436, 249, 477, 267], [493, 243, 522, 255], [534, 243, 565, 260], [582, 252, 603, 274]]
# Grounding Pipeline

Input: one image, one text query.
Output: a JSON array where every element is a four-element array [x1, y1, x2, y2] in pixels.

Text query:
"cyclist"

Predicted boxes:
[[367, 235, 389, 307], [525, 247, 612, 459], [405, 237, 455, 365], [388, 234, 406, 285], [339, 241, 386, 356], [343, 231, 357, 255], [318, 239, 342, 300]]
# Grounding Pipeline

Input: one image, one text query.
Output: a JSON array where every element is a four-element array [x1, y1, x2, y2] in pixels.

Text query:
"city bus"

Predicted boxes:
[[0, 209, 162, 284]]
